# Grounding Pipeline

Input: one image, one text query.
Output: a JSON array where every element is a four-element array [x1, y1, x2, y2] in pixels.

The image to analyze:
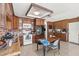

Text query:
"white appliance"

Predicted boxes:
[[69, 22, 79, 44], [23, 24, 32, 45]]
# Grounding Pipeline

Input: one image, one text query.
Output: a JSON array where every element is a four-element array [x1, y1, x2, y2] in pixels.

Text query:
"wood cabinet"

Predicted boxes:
[[47, 18, 79, 42], [47, 21, 67, 42], [13, 16, 19, 31], [36, 18, 44, 25], [6, 3, 14, 31], [0, 4, 6, 33], [55, 33, 66, 41], [6, 15, 12, 31], [32, 35, 36, 43], [47, 22, 55, 42], [53, 20, 68, 29], [0, 3, 14, 33], [32, 18, 45, 43], [23, 18, 33, 24], [47, 22, 54, 29]]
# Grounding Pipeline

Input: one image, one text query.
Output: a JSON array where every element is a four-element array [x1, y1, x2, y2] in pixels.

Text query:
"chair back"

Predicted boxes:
[[53, 39, 60, 49]]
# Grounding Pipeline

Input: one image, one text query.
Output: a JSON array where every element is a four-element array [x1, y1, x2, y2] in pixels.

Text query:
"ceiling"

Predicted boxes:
[[13, 3, 79, 21]]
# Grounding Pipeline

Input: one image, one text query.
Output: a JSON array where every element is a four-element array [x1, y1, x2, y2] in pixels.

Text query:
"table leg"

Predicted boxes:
[[43, 46, 45, 56], [37, 43, 38, 51]]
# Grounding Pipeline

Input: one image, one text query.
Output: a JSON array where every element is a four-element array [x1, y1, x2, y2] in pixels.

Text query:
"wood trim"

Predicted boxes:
[[25, 4, 32, 16], [32, 3, 53, 13]]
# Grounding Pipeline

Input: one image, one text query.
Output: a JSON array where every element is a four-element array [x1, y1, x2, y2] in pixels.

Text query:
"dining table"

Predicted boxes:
[[37, 39, 50, 56]]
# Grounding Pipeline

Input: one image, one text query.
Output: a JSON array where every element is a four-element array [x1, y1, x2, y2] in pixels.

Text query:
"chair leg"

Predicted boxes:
[[47, 47, 51, 52], [58, 49, 60, 55], [54, 53, 55, 56], [53, 49, 60, 56]]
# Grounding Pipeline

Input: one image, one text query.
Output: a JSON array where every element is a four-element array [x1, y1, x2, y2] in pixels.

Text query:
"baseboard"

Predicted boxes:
[[69, 42, 79, 45]]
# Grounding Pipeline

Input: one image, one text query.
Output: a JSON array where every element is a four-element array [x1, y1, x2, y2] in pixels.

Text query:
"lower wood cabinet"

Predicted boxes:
[[55, 33, 66, 41]]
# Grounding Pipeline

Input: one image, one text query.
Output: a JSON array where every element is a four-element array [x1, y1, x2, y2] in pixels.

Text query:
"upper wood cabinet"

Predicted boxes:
[[6, 15, 12, 31], [47, 22, 53, 29], [13, 16, 19, 30], [0, 4, 6, 32], [5, 3, 14, 31], [0, 3, 14, 32], [36, 18, 44, 25], [53, 20, 68, 29], [23, 18, 33, 24]]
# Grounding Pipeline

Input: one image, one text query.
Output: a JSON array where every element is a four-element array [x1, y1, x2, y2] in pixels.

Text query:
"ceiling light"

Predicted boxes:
[[33, 11, 40, 16]]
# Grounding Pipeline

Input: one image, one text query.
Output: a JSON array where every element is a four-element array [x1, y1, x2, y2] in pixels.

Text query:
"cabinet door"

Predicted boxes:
[[36, 18, 44, 25], [32, 35, 36, 43], [6, 3, 14, 31], [13, 16, 19, 30], [36, 19, 40, 25], [23, 18, 32, 24], [54, 21, 61, 29], [6, 16, 12, 31], [41, 20, 44, 25], [0, 4, 6, 32]]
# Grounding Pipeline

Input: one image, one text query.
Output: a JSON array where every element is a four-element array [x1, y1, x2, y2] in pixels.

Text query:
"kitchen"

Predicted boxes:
[[0, 3, 79, 56]]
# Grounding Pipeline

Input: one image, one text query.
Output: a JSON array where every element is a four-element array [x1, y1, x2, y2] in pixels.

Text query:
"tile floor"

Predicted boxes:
[[20, 41, 79, 56]]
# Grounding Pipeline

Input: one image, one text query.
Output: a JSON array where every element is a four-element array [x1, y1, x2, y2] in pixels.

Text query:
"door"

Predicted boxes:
[[69, 22, 79, 44]]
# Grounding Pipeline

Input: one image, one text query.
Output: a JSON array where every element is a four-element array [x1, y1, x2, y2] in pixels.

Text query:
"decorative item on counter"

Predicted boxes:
[[1, 32, 14, 47], [52, 35, 56, 37], [1, 32, 14, 40], [8, 39, 13, 47], [50, 35, 56, 38], [55, 29, 61, 33], [52, 29, 56, 33], [49, 29, 52, 32], [61, 29, 66, 34], [50, 35, 52, 38]]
